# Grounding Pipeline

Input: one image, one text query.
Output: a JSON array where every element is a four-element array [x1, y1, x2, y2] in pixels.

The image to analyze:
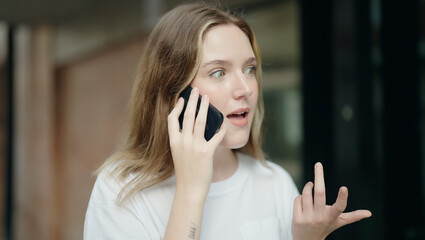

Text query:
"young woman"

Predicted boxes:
[[84, 3, 371, 240]]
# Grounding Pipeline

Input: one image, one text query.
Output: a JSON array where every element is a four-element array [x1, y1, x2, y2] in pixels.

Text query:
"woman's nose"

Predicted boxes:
[[232, 73, 253, 99]]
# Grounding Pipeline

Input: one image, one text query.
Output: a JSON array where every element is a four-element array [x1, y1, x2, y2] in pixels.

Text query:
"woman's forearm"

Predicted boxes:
[[164, 189, 207, 240]]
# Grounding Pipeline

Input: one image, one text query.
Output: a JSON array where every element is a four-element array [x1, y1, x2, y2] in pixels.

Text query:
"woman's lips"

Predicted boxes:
[[226, 108, 250, 127]]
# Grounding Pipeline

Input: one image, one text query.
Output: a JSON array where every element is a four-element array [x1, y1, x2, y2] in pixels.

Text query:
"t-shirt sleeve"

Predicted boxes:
[[84, 169, 151, 239], [84, 201, 150, 239]]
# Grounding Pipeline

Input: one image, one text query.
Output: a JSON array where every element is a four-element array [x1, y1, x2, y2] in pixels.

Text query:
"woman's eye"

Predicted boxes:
[[244, 66, 256, 75], [211, 70, 225, 78]]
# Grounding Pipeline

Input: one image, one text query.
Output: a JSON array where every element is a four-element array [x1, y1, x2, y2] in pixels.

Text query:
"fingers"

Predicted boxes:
[[193, 95, 209, 139], [336, 210, 372, 230], [168, 97, 184, 141], [301, 181, 314, 217], [329, 186, 348, 220], [331, 187, 372, 228], [298, 163, 326, 220], [171, 87, 215, 143], [209, 123, 227, 146], [293, 163, 373, 239], [293, 164, 373, 239], [314, 162, 326, 212], [293, 195, 303, 220], [182, 87, 199, 135]]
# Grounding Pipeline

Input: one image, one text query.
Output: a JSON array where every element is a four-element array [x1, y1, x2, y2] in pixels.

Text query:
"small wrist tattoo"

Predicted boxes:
[[188, 222, 197, 239]]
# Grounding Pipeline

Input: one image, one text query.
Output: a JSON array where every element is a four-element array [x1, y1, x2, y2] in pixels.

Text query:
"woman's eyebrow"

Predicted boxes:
[[201, 57, 257, 68], [201, 59, 231, 68], [244, 57, 257, 65]]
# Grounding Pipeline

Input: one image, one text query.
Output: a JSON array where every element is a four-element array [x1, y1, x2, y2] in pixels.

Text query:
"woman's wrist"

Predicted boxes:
[[175, 185, 209, 205]]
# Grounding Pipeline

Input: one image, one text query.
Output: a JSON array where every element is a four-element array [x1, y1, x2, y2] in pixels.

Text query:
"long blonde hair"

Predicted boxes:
[[100, 3, 265, 203]]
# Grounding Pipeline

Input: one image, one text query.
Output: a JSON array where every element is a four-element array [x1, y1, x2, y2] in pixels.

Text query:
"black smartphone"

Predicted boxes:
[[178, 86, 224, 141]]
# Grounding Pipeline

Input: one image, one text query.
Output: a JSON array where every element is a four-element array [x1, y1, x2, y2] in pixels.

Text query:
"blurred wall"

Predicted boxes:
[[0, 23, 7, 239], [13, 25, 58, 240], [55, 35, 144, 239], [12, 25, 146, 239]]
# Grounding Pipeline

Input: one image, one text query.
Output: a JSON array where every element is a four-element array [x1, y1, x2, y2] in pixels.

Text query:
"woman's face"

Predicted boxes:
[[191, 24, 258, 149]]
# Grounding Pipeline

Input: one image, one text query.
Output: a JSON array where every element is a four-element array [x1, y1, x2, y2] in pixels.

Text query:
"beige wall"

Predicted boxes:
[[14, 26, 58, 240], [13, 25, 146, 239], [55, 35, 145, 240]]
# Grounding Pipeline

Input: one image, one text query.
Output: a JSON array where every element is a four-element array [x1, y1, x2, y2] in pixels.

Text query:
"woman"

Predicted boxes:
[[84, 3, 371, 240]]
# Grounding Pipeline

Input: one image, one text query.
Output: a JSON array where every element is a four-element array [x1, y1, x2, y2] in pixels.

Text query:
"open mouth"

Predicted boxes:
[[227, 112, 248, 119], [226, 108, 250, 127]]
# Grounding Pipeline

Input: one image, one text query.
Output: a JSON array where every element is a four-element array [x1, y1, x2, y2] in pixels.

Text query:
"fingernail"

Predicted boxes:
[[203, 95, 209, 101], [193, 87, 198, 93], [315, 162, 321, 169]]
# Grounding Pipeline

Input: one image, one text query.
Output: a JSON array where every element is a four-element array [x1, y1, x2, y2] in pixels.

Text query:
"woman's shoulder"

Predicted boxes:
[[91, 159, 176, 204], [88, 161, 128, 204]]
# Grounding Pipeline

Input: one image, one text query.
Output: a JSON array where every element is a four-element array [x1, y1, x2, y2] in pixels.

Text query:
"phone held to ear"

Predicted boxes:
[[178, 86, 224, 141]]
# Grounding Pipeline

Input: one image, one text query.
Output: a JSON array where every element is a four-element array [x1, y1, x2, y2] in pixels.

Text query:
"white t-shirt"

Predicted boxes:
[[84, 152, 300, 240]]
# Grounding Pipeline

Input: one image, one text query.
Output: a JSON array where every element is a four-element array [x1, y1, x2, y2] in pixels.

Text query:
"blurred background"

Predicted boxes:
[[0, 0, 424, 239]]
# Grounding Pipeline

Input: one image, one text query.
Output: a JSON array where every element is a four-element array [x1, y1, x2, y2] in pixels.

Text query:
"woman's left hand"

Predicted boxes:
[[291, 162, 372, 240]]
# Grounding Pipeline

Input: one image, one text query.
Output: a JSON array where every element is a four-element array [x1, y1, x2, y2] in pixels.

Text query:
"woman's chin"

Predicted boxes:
[[219, 133, 250, 150]]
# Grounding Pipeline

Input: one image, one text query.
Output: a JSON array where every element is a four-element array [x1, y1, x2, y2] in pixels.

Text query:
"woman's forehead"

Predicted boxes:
[[200, 24, 255, 65]]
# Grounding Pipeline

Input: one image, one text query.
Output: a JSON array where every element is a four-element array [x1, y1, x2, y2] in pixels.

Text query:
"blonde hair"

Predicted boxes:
[[100, 3, 265, 203]]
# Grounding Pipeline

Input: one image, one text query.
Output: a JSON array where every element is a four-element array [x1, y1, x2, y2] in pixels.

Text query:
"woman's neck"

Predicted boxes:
[[211, 147, 238, 182]]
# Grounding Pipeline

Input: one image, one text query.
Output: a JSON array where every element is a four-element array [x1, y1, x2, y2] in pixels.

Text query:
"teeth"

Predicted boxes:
[[228, 111, 248, 117]]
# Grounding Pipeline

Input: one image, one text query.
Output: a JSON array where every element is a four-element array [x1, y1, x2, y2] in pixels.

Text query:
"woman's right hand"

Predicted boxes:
[[167, 87, 227, 200], [291, 163, 372, 240]]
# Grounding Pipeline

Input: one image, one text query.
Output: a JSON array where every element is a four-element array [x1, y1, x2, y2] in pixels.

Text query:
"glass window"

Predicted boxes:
[[241, 0, 302, 186]]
